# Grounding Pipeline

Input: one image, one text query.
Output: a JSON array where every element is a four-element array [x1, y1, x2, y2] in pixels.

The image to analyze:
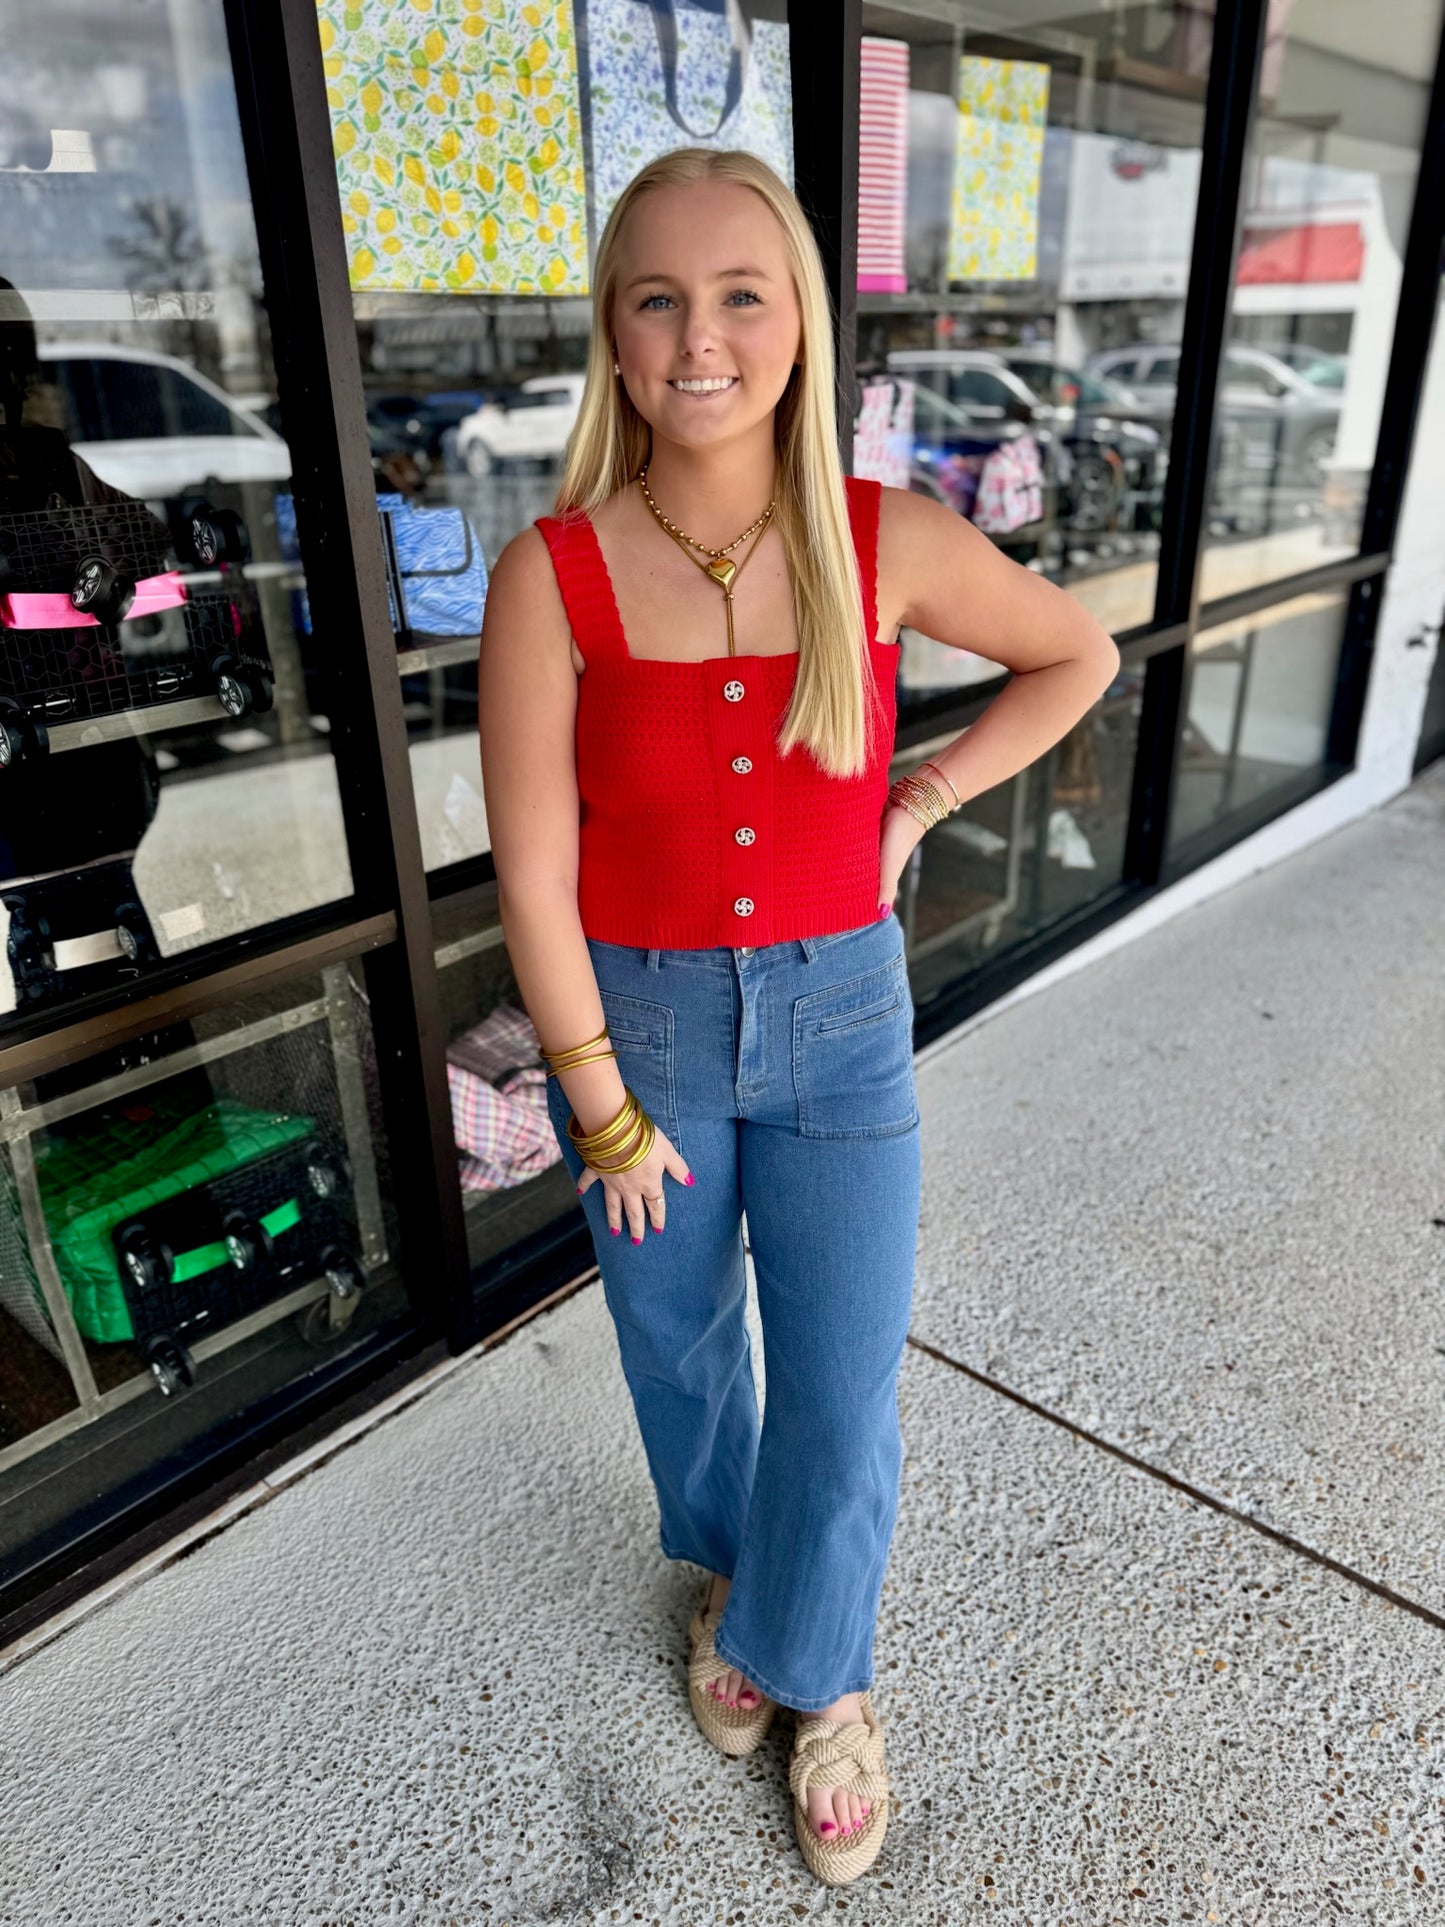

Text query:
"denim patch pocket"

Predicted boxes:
[[594, 987, 683, 1160], [792, 953, 919, 1140]]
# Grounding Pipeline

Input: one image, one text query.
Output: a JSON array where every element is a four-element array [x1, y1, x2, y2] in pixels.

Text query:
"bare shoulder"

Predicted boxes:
[[876, 481, 973, 561], [488, 522, 560, 602]]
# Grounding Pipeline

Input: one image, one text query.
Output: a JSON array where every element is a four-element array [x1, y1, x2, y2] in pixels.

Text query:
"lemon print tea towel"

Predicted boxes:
[[947, 54, 1050, 284], [317, 0, 589, 296]]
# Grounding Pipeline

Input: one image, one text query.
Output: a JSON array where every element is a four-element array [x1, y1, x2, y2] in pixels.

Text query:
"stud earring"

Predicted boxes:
[[613, 360, 621, 375]]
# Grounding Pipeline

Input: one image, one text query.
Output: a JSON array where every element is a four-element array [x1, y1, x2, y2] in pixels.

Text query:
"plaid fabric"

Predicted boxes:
[[446, 1003, 562, 1192]]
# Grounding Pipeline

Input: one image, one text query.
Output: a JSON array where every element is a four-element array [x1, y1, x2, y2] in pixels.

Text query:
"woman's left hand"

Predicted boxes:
[[877, 802, 926, 916]]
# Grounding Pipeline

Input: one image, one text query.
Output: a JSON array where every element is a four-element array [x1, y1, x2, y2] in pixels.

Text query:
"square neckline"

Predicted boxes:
[[573, 497, 894, 668]]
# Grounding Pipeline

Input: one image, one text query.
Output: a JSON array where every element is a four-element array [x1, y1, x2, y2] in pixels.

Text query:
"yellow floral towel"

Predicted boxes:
[[947, 55, 1050, 285], [317, 0, 589, 296]]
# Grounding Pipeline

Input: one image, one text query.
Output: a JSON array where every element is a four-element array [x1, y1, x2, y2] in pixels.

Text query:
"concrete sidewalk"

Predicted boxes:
[[3, 765, 1442, 1926]]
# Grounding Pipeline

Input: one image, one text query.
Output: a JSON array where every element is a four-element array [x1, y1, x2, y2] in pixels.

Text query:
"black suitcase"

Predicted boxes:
[[0, 501, 275, 762], [31, 1083, 364, 1395]]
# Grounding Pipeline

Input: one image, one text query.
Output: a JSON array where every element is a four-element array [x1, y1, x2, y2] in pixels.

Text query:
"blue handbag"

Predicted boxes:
[[273, 491, 488, 643], [375, 492, 489, 642]]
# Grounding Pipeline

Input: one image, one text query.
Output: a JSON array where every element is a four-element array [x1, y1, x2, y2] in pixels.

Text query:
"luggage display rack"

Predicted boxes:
[[0, 963, 389, 1478]]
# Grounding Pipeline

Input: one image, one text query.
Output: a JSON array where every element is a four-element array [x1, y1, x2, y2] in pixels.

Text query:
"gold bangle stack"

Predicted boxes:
[[538, 1024, 656, 1174], [566, 1088, 656, 1173], [887, 770, 952, 832]]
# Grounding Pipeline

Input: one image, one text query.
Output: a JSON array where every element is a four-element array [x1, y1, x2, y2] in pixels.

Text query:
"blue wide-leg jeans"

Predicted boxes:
[[543, 911, 922, 1713]]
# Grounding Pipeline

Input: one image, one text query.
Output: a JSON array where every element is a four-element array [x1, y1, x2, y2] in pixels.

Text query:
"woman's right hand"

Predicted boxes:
[[577, 1124, 693, 1243]]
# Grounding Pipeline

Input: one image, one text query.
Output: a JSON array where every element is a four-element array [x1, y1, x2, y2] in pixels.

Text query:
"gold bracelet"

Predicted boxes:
[[918, 759, 962, 810], [891, 793, 935, 832], [539, 1024, 612, 1071], [589, 1114, 655, 1174], [569, 1095, 656, 1173], [567, 1087, 658, 1173], [887, 772, 950, 830], [544, 1047, 617, 1080], [568, 1087, 640, 1151]]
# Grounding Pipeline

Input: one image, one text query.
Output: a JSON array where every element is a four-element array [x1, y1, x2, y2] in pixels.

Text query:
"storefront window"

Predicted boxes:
[[0, 960, 405, 1580], [1198, 0, 1445, 602], [853, 1, 1214, 661], [893, 652, 1145, 1009], [0, 4, 363, 1031], [1167, 585, 1348, 850]]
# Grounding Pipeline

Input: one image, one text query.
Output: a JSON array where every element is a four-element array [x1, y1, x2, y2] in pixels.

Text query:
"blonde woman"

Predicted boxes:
[[478, 147, 1119, 1886]]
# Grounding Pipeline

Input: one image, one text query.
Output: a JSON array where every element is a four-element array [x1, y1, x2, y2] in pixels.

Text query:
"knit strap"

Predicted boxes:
[[843, 473, 883, 648], [534, 510, 629, 665]]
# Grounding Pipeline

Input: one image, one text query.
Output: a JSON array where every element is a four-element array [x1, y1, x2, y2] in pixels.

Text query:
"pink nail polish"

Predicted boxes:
[[631, 1235, 642, 1244], [610, 1226, 620, 1236], [820, 1821, 836, 1835], [652, 1223, 663, 1234], [684, 1173, 695, 1186], [877, 902, 890, 920]]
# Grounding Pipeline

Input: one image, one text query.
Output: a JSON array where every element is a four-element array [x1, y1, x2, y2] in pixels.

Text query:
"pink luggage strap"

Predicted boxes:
[[0, 570, 190, 631]]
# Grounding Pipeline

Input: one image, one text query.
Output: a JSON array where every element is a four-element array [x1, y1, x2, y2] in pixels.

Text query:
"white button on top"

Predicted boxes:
[[736, 945, 755, 957], [734, 826, 756, 845], [731, 755, 752, 773], [733, 896, 754, 916], [723, 679, 745, 702]]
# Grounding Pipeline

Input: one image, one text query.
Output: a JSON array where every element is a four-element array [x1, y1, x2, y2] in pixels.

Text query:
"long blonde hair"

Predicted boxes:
[[555, 147, 884, 780]]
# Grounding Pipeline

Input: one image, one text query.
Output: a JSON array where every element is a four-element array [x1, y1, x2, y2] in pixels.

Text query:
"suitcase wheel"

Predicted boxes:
[[115, 902, 155, 965], [143, 1333, 196, 1399], [299, 1291, 351, 1346], [187, 505, 250, 567], [0, 702, 46, 768], [302, 1139, 351, 1201], [211, 655, 270, 720], [71, 555, 137, 625], [319, 1243, 365, 1301], [222, 1211, 273, 1272], [116, 1220, 175, 1292]]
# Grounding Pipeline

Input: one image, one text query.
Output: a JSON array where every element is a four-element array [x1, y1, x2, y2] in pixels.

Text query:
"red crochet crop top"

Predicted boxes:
[[534, 474, 897, 950]]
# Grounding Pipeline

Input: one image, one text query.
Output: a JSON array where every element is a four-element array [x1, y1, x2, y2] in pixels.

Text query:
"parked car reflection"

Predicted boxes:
[[1258, 344, 1348, 390], [366, 390, 488, 471], [38, 343, 290, 498], [997, 352, 1165, 536], [1086, 342, 1340, 495], [454, 373, 585, 476]]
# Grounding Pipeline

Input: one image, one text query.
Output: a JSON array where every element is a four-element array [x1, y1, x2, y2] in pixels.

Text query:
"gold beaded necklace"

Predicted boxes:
[[636, 464, 777, 658]]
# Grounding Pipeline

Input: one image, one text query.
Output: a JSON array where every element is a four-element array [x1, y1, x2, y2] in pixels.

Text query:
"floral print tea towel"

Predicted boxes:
[[318, 0, 590, 296], [586, 0, 793, 236], [946, 54, 1049, 284]]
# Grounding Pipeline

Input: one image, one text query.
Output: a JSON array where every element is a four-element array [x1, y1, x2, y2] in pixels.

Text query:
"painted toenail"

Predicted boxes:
[[819, 1822, 836, 1834]]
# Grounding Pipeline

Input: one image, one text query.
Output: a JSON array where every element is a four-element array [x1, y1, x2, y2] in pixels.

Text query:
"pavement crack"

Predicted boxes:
[[906, 1332, 1445, 1632]]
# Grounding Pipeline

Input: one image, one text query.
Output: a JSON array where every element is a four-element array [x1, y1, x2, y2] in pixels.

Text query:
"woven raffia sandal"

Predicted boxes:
[[686, 1579, 778, 1755], [788, 1690, 891, 1885]]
